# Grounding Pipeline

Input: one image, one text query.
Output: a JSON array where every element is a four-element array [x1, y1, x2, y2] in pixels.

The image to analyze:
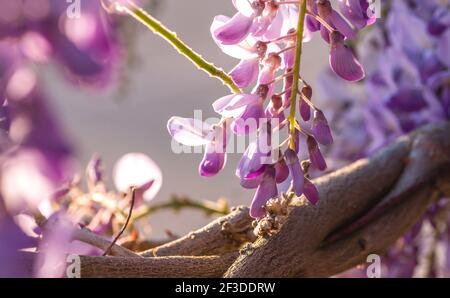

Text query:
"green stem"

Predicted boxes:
[[288, 0, 307, 150], [132, 196, 230, 221], [122, 3, 242, 94]]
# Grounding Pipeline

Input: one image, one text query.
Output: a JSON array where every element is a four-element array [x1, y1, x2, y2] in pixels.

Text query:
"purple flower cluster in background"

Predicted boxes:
[[319, 0, 450, 277], [168, 0, 374, 218], [0, 0, 162, 277]]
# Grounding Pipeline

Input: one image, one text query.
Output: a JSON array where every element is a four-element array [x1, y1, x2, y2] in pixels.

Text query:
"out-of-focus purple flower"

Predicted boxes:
[[0, 207, 36, 277], [34, 213, 75, 278], [0, 0, 121, 86], [86, 153, 103, 187], [320, 0, 450, 277], [113, 152, 162, 205], [337, 0, 377, 29]]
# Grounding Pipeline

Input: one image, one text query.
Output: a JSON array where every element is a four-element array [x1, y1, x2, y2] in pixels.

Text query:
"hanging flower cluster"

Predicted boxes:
[[168, 0, 374, 218], [318, 0, 450, 277]]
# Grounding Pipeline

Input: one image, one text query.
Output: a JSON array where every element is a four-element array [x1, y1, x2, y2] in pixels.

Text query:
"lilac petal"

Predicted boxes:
[[230, 58, 260, 88], [240, 166, 265, 189], [303, 177, 319, 205], [167, 117, 213, 146], [213, 93, 259, 118], [275, 158, 289, 184], [210, 16, 258, 59], [231, 102, 265, 135], [213, 12, 254, 45], [282, 47, 295, 69], [252, 16, 273, 37], [337, 0, 374, 29], [299, 98, 311, 122], [329, 32, 365, 81], [250, 167, 278, 218], [306, 15, 321, 32], [113, 153, 162, 202], [300, 86, 312, 121], [307, 136, 327, 171], [311, 109, 333, 145], [236, 128, 271, 180], [330, 10, 357, 40], [320, 25, 331, 44], [284, 148, 304, 197], [264, 9, 284, 40], [199, 142, 227, 177]]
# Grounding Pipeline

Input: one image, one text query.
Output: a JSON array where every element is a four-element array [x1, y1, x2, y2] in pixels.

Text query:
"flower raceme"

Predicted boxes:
[[168, 0, 375, 218], [318, 0, 450, 277]]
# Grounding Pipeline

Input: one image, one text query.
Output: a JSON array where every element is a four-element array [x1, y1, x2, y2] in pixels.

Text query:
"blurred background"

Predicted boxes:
[[42, 0, 329, 238]]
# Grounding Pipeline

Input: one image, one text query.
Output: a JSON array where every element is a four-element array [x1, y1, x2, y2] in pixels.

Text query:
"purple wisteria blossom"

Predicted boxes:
[[168, 0, 375, 218], [319, 0, 450, 277]]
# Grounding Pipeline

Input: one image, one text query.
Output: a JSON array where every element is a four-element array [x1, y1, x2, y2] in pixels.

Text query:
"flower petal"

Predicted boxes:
[[284, 148, 304, 196], [249, 167, 278, 218], [303, 177, 319, 205], [307, 136, 327, 171], [329, 32, 365, 81], [311, 109, 334, 145], [230, 58, 260, 88], [213, 12, 254, 45]]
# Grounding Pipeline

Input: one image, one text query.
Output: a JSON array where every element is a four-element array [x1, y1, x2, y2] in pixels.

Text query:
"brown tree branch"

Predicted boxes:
[[72, 228, 141, 258], [80, 253, 238, 278], [141, 206, 255, 257], [225, 121, 450, 277], [73, 121, 450, 277]]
